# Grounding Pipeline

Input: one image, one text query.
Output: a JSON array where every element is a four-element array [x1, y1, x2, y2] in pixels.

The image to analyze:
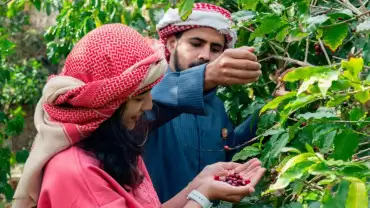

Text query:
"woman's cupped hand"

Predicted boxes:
[[191, 158, 266, 203]]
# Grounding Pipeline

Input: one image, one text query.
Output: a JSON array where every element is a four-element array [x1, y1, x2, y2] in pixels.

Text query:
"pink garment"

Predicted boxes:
[[38, 146, 161, 208]]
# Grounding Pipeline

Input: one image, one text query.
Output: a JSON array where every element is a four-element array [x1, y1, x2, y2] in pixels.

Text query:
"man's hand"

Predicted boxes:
[[204, 46, 262, 91]]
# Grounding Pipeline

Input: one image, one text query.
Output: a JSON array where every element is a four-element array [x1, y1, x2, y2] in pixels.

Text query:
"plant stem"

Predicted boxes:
[[353, 147, 370, 156], [300, 179, 324, 191], [353, 155, 370, 162], [228, 124, 280, 151], [305, 37, 309, 63], [260, 55, 313, 67], [318, 38, 331, 66], [360, 141, 370, 146]]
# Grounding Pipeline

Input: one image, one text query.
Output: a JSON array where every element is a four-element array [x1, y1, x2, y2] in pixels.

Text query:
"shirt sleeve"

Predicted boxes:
[[145, 64, 208, 130]]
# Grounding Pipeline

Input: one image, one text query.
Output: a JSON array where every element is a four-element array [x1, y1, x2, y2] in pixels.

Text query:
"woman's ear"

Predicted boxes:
[[166, 35, 177, 55]]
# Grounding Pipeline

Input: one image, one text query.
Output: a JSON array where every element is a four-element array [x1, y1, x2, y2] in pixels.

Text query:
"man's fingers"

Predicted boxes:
[[224, 47, 258, 61], [223, 75, 260, 86], [222, 59, 261, 72], [223, 68, 262, 80]]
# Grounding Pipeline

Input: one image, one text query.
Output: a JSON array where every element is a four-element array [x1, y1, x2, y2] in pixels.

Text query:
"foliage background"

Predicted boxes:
[[0, 0, 369, 207]]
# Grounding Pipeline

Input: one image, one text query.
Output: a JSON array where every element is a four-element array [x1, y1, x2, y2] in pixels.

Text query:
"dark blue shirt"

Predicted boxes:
[[144, 64, 258, 202]]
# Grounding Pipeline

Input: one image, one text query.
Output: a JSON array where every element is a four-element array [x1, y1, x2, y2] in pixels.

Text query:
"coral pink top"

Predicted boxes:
[[38, 146, 161, 208]]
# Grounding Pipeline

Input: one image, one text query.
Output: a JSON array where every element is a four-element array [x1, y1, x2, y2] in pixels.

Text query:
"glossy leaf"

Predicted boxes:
[[346, 180, 368, 208], [322, 24, 348, 52], [232, 146, 261, 161], [332, 130, 359, 161], [259, 91, 296, 115]]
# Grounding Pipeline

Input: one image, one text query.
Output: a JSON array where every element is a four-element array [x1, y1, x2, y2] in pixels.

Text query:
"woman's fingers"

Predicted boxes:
[[234, 158, 261, 174]]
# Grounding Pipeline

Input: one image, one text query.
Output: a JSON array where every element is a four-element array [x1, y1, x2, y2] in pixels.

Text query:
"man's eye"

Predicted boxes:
[[211, 48, 222, 53], [191, 42, 201, 47]]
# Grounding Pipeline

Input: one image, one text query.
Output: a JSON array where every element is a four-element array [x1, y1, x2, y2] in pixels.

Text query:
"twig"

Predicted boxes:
[[300, 179, 324, 191], [228, 124, 280, 151], [305, 37, 309, 63], [353, 147, 370, 156], [321, 10, 370, 29], [336, 0, 362, 16], [260, 55, 313, 67], [353, 155, 370, 162], [318, 38, 331, 66], [360, 140, 370, 146]]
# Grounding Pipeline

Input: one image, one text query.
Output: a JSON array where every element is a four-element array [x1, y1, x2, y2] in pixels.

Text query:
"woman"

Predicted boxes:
[[13, 24, 265, 208]]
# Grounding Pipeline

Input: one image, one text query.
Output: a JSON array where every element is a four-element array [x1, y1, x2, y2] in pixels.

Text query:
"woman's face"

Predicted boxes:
[[122, 91, 153, 130]]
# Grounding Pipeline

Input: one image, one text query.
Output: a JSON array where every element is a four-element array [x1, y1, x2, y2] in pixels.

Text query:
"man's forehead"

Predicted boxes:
[[182, 27, 225, 45]]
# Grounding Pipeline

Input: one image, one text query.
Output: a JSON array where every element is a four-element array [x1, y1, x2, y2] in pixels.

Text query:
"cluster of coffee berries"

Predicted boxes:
[[214, 173, 251, 187], [314, 43, 322, 55]]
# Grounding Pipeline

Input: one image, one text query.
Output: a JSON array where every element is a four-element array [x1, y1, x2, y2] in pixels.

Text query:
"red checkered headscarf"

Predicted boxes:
[[157, 3, 237, 60], [13, 24, 167, 208]]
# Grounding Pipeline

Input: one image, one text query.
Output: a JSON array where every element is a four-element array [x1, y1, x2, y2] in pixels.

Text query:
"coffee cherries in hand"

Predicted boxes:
[[214, 173, 250, 187]]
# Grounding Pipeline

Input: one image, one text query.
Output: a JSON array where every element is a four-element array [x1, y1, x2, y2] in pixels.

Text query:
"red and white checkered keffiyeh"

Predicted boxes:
[[12, 24, 167, 208], [157, 3, 237, 60]]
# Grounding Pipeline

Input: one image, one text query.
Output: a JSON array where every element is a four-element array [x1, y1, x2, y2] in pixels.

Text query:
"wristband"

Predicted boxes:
[[187, 189, 213, 208]]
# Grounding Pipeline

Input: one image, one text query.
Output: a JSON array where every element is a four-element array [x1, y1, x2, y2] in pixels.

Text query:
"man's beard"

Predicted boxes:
[[173, 48, 208, 72]]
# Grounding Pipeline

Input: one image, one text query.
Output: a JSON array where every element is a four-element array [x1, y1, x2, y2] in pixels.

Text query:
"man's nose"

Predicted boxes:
[[198, 46, 211, 61]]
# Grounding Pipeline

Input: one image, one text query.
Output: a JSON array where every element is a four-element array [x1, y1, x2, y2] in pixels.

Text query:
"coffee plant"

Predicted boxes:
[[1, 1, 48, 205], [1, 0, 370, 207]]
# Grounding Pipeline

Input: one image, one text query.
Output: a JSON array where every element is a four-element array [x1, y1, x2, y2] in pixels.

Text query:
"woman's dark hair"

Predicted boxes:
[[78, 105, 148, 189]]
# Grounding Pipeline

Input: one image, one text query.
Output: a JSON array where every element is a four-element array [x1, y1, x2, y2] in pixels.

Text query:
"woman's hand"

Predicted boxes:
[[190, 158, 266, 203]]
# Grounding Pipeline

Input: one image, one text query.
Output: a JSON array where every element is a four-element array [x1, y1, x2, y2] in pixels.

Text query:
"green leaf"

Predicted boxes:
[[332, 130, 359, 161], [137, 0, 144, 8], [231, 10, 256, 22], [260, 91, 296, 114], [298, 77, 317, 95], [269, 3, 285, 16], [306, 15, 329, 32], [346, 180, 368, 208], [276, 25, 290, 42], [318, 70, 340, 97], [283, 66, 332, 82], [305, 143, 315, 153], [349, 107, 366, 121], [323, 24, 348, 52], [269, 161, 315, 191], [356, 19, 370, 33], [297, 111, 337, 120], [281, 147, 301, 154], [3, 183, 14, 201], [308, 162, 332, 175], [241, 0, 259, 10], [327, 95, 350, 107], [15, 150, 29, 163], [232, 146, 260, 161], [323, 180, 350, 208], [280, 153, 318, 173], [250, 14, 285, 41], [261, 132, 289, 166], [31, 0, 41, 10], [178, 0, 194, 21], [283, 94, 321, 115], [327, 9, 353, 19], [354, 90, 370, 104], [342, 57, 364, 82]]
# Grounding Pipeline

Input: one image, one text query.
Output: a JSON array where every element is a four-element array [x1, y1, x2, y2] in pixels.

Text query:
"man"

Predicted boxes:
[[144, 3, 262, 203]]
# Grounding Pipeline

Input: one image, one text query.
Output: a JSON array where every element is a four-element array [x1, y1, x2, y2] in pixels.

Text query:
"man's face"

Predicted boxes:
[[168, 27, 226, 71]]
